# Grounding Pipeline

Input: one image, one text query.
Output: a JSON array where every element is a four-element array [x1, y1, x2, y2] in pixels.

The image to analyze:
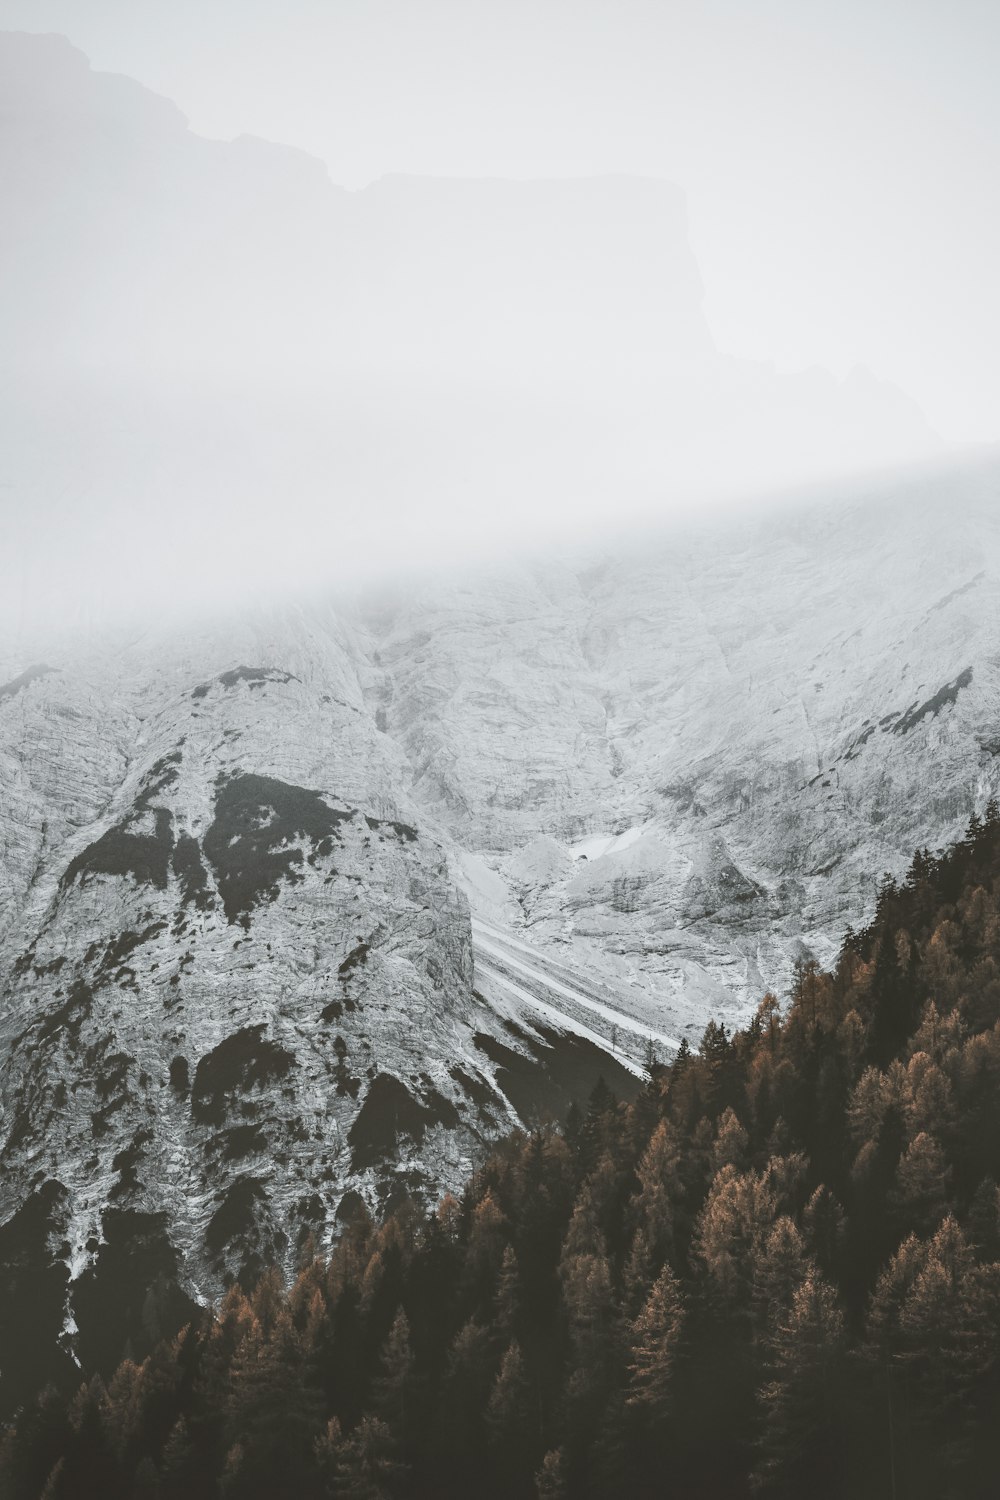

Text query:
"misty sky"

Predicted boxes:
[[2, 0, 998, 445]]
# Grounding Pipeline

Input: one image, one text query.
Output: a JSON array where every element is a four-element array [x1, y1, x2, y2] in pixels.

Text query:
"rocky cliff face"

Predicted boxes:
[[0, 602, 648, 1402], [0, 620, 501, 1275]]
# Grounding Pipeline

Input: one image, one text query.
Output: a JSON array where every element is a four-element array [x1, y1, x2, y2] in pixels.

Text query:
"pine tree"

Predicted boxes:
[[889, 1131, 951, 1235], [494, 1245, 520, 1343], [0, 1384, 73, 1500], [896, 1217, 1000, 1422], [864, 1232, 928, 1357], [693, 1164, 776, 1311], [485, 1341, 530, 1443], [534, 1446, 568, 1499], [223, 1305, 322, 1496], [559, 1183, 605, 1269], [968, 1177, 1000, 1260], [250, 1267, 284, 1338], [58, 1376, 123, 1500], [38, 1459, 65, 1500], [621, 1228, 654, 1322], [372, 1308, 415, 1449], [872, 910, 925, 1064], [801, 1185, 845, 1282], [465, 1190, 509, 1298], [485, 1341, 535, 1497], [626, 1264, 684, 1419], [158, 1416, 200, 1498], [753, 1272, 846, 1497], [561, 1250, 615, 1374], [196, 1285, 257, 1433], [904, 1053, 955, 1138], [712, 1106, 750, 1173], [438, 1319, 495, 1482], [219, 1441, 247, 1496], [634, 1119, 679, 1260], [316, 1415, 402, 1500], [699, 1020, 735, 1115], [103, 1358, 148, 1466], [751, 1217, 811, 1339]]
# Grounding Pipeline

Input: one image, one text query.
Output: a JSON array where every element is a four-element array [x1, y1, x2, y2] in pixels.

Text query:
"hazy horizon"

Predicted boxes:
[[1, 13, 997, 635], [2, 0, 998, 446]]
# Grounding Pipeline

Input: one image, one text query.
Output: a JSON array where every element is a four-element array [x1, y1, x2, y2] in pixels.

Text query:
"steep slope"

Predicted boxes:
[[366, 459, 1000, 1035], [0, 606, 647, 1391], [13, 813, 1000, 1498]]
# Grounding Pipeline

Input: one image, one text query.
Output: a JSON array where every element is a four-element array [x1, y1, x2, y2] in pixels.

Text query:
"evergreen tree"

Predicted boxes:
[[316, 1415, 402, 1500], [534, 1446, 568, 1500], [751, 1217, 811, 1338], [712, 1106, 750, 1173], [626, 1264, 684, 1419], [753, 1272, 846, 1497], [968, 1176, 1000, 1260], [223, 1306, 322, 1497], [633, 1120, 679, 1260], [888, 1130, 951, 1235], [484, 1341, 535, 1494], [493, 1245, 520, 1343], [372, 1309, 416, 1453], [158, 1416, 200, 1498]]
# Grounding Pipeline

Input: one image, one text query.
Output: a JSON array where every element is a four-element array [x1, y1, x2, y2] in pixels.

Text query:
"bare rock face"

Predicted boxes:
[[367, 462, 1000, 1036], [1, 462, 999, 1401]]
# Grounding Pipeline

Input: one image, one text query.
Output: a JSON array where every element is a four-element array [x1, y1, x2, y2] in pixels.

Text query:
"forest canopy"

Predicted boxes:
[[5, 808, 1000, 1499]]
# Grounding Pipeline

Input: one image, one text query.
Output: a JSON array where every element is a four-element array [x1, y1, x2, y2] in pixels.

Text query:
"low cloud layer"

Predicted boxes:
[[0, 33, 950, 632]]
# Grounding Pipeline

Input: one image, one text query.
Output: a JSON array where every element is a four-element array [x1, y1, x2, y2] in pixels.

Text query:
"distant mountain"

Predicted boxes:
[[0, 31, 712, 380], [0, 30, 941, 626]]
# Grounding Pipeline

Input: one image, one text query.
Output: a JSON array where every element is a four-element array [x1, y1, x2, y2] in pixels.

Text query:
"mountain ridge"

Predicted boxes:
[[2, 467, 999, 1354]]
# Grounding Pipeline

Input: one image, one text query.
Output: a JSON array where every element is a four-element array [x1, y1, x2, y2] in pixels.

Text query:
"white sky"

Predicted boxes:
[[1, 0, 998, 443]]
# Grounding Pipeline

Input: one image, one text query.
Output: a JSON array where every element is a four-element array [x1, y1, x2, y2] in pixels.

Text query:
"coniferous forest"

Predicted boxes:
[[7, 812, 1000, 1500]]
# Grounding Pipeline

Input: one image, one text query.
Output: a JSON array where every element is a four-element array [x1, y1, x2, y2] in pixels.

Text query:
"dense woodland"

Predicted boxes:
[[7, 809, 1000, 1499]]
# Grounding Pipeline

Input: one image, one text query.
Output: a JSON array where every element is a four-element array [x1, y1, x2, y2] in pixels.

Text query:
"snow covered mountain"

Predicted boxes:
[[0, 26, 996, 1406], [370, 458, 1000, 1029], [1, 458, 999, 1403]]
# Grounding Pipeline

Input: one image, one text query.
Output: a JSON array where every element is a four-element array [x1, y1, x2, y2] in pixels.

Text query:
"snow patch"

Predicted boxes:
[[570, 825, 646, 862]]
